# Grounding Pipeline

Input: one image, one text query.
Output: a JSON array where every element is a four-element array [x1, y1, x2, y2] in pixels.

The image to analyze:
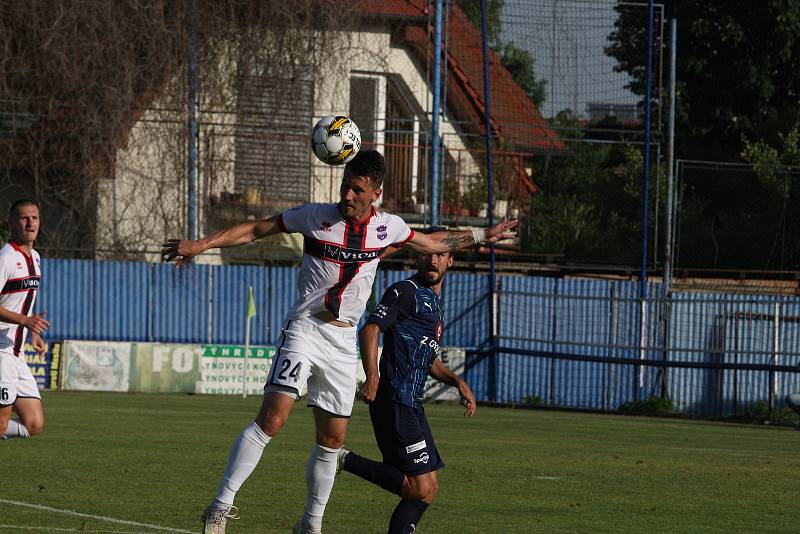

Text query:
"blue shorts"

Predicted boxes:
[[368, 393, 444, 476]]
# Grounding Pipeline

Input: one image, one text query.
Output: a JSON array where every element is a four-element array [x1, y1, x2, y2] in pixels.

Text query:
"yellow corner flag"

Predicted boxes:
[[247, 286, 257, 318]]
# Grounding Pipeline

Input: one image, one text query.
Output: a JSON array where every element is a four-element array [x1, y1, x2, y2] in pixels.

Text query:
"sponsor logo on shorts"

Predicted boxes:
[[406, 440, 427, 454], [413, 452, 430, 464]]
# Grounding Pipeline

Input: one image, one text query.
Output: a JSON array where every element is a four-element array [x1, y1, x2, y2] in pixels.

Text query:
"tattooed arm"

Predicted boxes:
[[405, 219, 519, 254]]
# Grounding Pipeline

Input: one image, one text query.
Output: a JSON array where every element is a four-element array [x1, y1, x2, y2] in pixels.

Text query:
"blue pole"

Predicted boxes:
[[480, 0, 497, 401], [187, 0, 199, 240], [636, 0, 655, 402], [430, 0, 443, 226], [640, 0, 654, 298]]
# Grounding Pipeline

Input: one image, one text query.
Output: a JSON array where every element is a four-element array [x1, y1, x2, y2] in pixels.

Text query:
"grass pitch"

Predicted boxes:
[[3, 391, 798, 533]]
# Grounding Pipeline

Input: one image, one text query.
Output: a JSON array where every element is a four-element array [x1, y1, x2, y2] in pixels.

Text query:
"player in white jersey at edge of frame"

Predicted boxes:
[[161, 149, 517, 534], [0, 198, 50, 441]]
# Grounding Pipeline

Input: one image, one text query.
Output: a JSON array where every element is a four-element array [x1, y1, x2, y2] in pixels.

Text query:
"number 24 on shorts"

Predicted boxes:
[[270, 356, 303, 383]]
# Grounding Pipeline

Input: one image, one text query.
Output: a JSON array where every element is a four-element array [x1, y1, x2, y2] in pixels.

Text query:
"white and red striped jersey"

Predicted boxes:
[[0, 241, 41, 356], [276, 203, 414, 325]]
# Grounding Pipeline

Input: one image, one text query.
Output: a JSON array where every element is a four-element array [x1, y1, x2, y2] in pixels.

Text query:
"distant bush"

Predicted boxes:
[[522, 394, 542, 407], [617, 395, 675, 417], [725, 400, 800, 427]]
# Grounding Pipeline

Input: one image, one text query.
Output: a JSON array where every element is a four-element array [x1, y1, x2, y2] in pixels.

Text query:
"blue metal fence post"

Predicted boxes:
[[187, 0, 199, 240], [635, 0, 655, 402], [430, 0, 443, 227], [479, 0, 497, 401]]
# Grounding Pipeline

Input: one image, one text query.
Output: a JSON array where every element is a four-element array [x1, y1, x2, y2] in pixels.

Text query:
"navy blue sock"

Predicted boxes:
[[342, 451, 404, 495], [387, 499, 429, 534]]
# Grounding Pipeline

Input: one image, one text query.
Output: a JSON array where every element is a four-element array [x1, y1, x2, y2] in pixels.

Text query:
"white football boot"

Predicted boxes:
[[201, 504, 239, 534]]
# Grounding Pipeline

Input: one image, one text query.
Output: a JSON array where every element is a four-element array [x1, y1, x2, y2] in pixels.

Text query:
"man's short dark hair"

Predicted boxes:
[[9, 198, 39, 219], [345, 149, 386, 188]]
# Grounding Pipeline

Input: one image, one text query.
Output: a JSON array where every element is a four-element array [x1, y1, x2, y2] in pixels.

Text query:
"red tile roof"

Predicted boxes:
[[355, 0, 563, 154]]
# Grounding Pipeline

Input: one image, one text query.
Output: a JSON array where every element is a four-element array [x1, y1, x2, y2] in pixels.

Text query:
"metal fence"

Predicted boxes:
[[38, 258, 800, 417], [464, 276, 800, 416]]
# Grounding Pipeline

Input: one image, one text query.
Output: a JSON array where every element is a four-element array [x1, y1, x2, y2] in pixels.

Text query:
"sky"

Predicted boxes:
[[500, 0, 657, 118]]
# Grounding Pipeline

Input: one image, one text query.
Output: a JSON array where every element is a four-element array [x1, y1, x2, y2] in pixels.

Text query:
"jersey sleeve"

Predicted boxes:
[[276, 203, 317, 235], [0, 252, 11, 289], [386, 214, 414, 246], [367, 281, 416, 332]]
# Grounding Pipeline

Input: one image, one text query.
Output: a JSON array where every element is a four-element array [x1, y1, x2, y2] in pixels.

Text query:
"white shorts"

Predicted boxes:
[[0, 350, 41, 406], [264, 315, 358, 417]]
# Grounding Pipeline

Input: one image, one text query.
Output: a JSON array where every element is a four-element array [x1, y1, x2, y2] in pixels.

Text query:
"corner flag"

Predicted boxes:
[[243, 285, 256, 399], [247, 286, 256, 318]]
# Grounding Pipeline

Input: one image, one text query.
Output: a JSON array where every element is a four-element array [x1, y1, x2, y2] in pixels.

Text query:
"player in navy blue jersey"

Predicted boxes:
[[338, 247, 476, 534]]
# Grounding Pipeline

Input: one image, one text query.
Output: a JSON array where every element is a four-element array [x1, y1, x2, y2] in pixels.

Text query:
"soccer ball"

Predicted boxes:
[[311, 115, 361, 165]]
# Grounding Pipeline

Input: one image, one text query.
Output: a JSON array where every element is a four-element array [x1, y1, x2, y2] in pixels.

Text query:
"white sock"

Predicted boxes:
[[2, 419, 30, 440], [213, 422, 271, 506], [302, 443, 340, 531]]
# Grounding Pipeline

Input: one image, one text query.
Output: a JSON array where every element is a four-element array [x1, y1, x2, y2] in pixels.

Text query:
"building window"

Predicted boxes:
[[235, 65, 314, 205]]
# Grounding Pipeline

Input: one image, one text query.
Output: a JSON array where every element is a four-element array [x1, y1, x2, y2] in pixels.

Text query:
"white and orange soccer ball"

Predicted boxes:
[[311, 115, 361, 165]]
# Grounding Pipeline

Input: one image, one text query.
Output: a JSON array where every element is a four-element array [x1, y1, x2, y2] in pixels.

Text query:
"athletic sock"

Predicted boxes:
[[302, 443, 340, 532], [2, 419, 31, 440], [388, 499, 429, 534], [213, 422, 271, 506], [342, 450, 405, 495]]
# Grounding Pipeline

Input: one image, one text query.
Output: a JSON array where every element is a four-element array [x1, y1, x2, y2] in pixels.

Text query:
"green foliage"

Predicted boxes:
[[607, 0, 800, 161], [617, 395, 675, 417], [743, 126, 800, 195], [723, 400, 800, 427], [498, 43, 547, 106], [522, 394, 542, 407], [737, 126, 800, 268], [524, 111, 665, 264], [458, 0, 503, 47]]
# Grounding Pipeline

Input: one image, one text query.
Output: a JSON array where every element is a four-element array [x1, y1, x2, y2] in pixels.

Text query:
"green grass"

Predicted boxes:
[[3, 391, 799, 533]]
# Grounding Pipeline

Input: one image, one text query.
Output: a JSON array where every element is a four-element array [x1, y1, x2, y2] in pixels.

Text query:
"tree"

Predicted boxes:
[[0, 1, 358, 259], [606, 0, 800, 162], [525, 111, 664, 265], [740, 128, 800, 269], [458, 0, 547, 106]]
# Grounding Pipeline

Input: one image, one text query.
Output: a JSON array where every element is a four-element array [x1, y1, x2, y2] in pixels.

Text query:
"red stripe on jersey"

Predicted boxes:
[[7, 241, 39, 356]]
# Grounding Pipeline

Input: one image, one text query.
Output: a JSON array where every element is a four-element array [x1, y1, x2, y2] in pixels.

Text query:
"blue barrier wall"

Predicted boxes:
[[36, 259, 800, 415]]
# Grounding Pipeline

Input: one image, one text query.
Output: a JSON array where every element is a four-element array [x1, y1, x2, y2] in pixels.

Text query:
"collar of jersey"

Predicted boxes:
[[9, 240, 33, 258], [336, 204, 376, 226]]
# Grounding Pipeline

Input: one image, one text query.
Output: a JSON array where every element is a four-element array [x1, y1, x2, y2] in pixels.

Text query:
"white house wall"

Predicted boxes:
[[102, 27, 484, 261]]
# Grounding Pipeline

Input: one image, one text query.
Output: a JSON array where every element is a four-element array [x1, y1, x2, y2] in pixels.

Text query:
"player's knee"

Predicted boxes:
[[427, 479, 439, 501], [403, 476, 434, 501], [315, 429, 346, 449], [254, 409, 288, 436], [255, 414, 285, 437], [26, 419, 44, 436]]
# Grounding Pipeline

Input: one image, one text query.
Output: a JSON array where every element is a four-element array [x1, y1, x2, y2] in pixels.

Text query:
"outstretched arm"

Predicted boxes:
[[358, 322, 381, 402], [0, 307, 49, 335], [429, 357, 476, 417], [161, 215, 281, 267], [404, 219, 519, 255]]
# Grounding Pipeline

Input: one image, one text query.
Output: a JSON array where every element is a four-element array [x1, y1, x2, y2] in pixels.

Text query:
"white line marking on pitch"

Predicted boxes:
[[533, 476, 560, 480], [0, 499, 194, 534], [0, 525, 154, 534]]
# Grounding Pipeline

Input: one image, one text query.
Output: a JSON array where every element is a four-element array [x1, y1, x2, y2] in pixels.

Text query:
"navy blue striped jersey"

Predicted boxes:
[[367, 276, 444, 408]]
